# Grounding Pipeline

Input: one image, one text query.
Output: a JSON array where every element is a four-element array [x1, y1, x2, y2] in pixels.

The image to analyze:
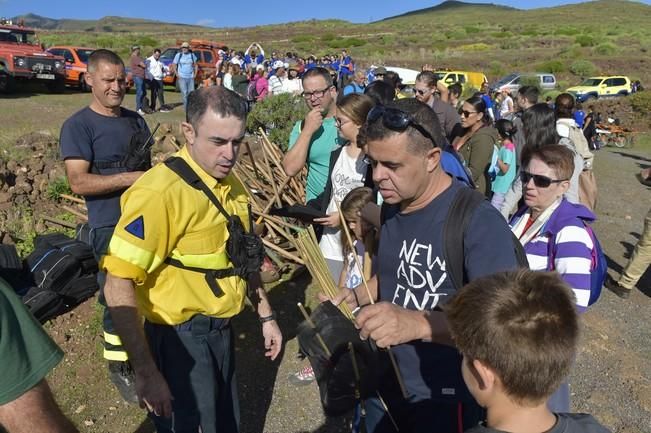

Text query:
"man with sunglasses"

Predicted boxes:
[[329, 99, 519, 433], [282, 67, 340, 202]]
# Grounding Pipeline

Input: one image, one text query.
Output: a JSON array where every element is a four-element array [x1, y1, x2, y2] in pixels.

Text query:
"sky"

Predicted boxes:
[[1, 0, 650, 27]]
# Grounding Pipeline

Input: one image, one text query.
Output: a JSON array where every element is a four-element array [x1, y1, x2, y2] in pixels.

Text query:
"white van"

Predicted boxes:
[[492, 73, 557, 93]]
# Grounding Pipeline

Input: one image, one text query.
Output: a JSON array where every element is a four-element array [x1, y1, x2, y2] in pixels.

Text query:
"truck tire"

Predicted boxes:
[[0, 72, 15, 93], [79, 74, 90, 92]]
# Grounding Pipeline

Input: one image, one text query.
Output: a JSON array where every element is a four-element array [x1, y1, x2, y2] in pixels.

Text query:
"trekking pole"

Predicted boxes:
[[336, 201, 410, 400]]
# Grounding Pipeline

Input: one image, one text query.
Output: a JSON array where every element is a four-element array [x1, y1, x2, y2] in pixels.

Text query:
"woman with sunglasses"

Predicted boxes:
[[509, 144, 597, 414], [453, 95, 500, 197], [510, 144, 594, 313]]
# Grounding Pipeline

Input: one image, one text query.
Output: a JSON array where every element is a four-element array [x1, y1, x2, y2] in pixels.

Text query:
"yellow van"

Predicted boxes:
[[433, 70, 488, 90]]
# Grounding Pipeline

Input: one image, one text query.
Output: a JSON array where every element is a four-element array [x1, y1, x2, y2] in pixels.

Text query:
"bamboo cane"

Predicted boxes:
[[262, 238, 304, 265], [62, 205, 88, 221], [41, 215, 76, 229], [60, 194, 85, 205]]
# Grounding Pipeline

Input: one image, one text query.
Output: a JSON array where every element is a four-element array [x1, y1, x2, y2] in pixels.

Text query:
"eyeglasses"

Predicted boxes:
[[302, 86, 332, 100], [461, 110, 478, 118], [367, 105, 436, 147], [415, 88, 431, 96], [520, 171, 568, 188], [335, 117, 351, 128]]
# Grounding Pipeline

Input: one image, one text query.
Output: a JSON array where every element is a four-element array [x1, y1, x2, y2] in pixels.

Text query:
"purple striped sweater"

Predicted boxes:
[[510, 199, 596, 312]]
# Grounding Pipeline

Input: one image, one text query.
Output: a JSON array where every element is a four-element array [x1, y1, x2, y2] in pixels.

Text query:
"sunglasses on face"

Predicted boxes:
[[461, 110, 477, 118], [415, 88, 431, 96], [367, 106, 436, 147], [520, 171, 568, 188]]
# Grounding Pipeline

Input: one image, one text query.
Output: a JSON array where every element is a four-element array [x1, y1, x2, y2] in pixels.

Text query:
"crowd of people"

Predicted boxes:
[[1, 42, 648, 433]]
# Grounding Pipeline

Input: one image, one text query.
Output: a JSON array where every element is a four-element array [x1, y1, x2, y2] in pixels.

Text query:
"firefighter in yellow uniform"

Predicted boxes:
[[101, 86, 282, 433]]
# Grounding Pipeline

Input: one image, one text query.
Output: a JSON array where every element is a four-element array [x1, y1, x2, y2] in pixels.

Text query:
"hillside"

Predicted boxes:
[[381, 0, 517, 21], [11, 13, 214, 33], [12, 0, 651, 86]]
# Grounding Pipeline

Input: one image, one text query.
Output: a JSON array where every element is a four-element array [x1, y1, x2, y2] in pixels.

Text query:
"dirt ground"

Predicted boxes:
[[36, 143, 651, 433]]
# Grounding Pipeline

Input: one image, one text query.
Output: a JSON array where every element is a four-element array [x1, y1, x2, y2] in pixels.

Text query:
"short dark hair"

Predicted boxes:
[[555, 93, 575, 119], [521, 143, 575, 181], [186, 86, 248, 131], [154, 48, 161, 54], [364, 80, 395, 105], [383, 71, 401, 90], [302, 66, 333, 87], [446, 270, 579, 404], [448, 82, 463, 97], [365, 98, 445, 154], [87, 49, 124, 73], [517, 85, 540, 105]]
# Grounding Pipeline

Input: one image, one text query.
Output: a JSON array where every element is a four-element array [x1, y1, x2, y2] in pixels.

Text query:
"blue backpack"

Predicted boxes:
[[548, 223, 607, 306]]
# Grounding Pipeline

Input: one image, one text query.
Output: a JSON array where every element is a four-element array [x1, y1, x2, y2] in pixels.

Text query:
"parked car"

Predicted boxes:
[[433, 70, 488, 91], [46, 46, 94, 91], [0, 20, 66, 93], [160, 39, 228, 88], [566, 76, 632, 102], [492, 72, 557, 93]]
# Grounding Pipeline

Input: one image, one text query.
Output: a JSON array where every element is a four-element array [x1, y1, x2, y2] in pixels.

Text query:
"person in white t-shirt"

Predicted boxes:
[[268, 60, 289, 95], [311, 93, 376, 281], [500, 89, 514, 120], [283, 62, 304, 95], [145, 48, 169, 112]]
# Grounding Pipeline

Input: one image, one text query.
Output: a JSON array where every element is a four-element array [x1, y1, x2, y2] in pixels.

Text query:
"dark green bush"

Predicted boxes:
[[519, 76, 542, 93], [630, 91, 651, 114], [575, 34, 598, 47], [557, 26, 580, 36], [246, 94, 308, 150], [491, 31, 513, 38], [569, 59, 597, 77], [536, 60, 566, 74], [464, 26, 481, 34], [594, 43, 616, 55], [326, 37, 366, 49], [321, 33, 336, 42]]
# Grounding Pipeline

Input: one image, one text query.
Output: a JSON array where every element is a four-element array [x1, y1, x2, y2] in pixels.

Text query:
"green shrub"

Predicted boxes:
[[500, 40, 520, 50], [488, 60, 505, 78], [292, 35, 314, 43], [46, 177, 72, 201], [321, 33, 336, 42], [521, 28, 540, 37], [464, 26, 481, 34], [458, 43, 491, 52], [445, 29, 466, 40], [490, 31, 513, 39], [594, 43, 616, 55], [558, 45, 583, 59], [246, 94, 308, 151], [569, 59, 597, 77], [575, 34, 598, 47], [536, 60, 566, 74], [557, 26, 580, 36], [630, 91, 651, 114], [325, 37, 366, 49], [519, 76, 542, 93]]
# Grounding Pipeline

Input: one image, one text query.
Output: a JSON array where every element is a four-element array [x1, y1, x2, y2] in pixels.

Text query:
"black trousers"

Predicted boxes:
[[144, 315, 239, 433], [148, 79, 165, 110]]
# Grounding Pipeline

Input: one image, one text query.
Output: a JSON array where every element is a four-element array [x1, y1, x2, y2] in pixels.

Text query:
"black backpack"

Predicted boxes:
[[443, 187, 529, 290]]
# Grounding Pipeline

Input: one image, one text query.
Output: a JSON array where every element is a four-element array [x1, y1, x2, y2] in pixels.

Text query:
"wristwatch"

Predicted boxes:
[[259, 311, 277, 323]]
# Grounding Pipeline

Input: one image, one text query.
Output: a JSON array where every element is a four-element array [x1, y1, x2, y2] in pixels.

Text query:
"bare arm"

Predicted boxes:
[[0, 380, 79, 433], [249, 274, 283, 360], [104, 274, 172, 417], [437, 81, 449, 103], [64, 159, 143, 196], [282, 109, 323, 177]]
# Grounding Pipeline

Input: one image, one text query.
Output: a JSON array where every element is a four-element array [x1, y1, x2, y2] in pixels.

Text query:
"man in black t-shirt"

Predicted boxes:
[[328, 99, 519, 433], [60, 49, 150, 404]]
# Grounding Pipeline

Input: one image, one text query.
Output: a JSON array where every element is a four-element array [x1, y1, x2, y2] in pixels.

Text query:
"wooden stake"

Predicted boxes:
[[41, 215, 76, 229], [59, 194, 85, 205], [62, 205, 88, 221]]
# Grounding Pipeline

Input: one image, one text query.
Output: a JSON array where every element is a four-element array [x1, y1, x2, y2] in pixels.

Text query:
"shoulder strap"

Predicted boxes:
[[443, 187, 485, 290], [164, 156, 231, 219]]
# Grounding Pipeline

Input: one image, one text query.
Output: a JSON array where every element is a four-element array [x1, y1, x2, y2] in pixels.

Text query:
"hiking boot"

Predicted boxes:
[[604, 275, 631, 299], [289, 364, 315, 386], [108, 360, 139, 403]]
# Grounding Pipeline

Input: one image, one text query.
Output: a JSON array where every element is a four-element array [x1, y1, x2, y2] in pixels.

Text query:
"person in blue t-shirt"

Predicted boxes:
[[339, 49, 354, 85], [574, 101, 586, 128], [172, 42, 198, 107], [324, 99, 519, 433], [60, 49, 150, 405]]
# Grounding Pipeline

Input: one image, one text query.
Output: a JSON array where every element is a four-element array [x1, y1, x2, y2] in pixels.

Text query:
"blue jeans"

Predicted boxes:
[[134, 76, 145, 111], [177, 77, 195, 107]]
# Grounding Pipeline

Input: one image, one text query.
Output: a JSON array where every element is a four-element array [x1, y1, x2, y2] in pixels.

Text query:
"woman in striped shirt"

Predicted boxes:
[[509, 144, 595, 313], [509, 144, 596, 414]]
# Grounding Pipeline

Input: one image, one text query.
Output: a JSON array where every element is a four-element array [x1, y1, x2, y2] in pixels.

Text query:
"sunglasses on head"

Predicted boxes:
[[367, 106, 436, 147], [520, 171, 568, 188]]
